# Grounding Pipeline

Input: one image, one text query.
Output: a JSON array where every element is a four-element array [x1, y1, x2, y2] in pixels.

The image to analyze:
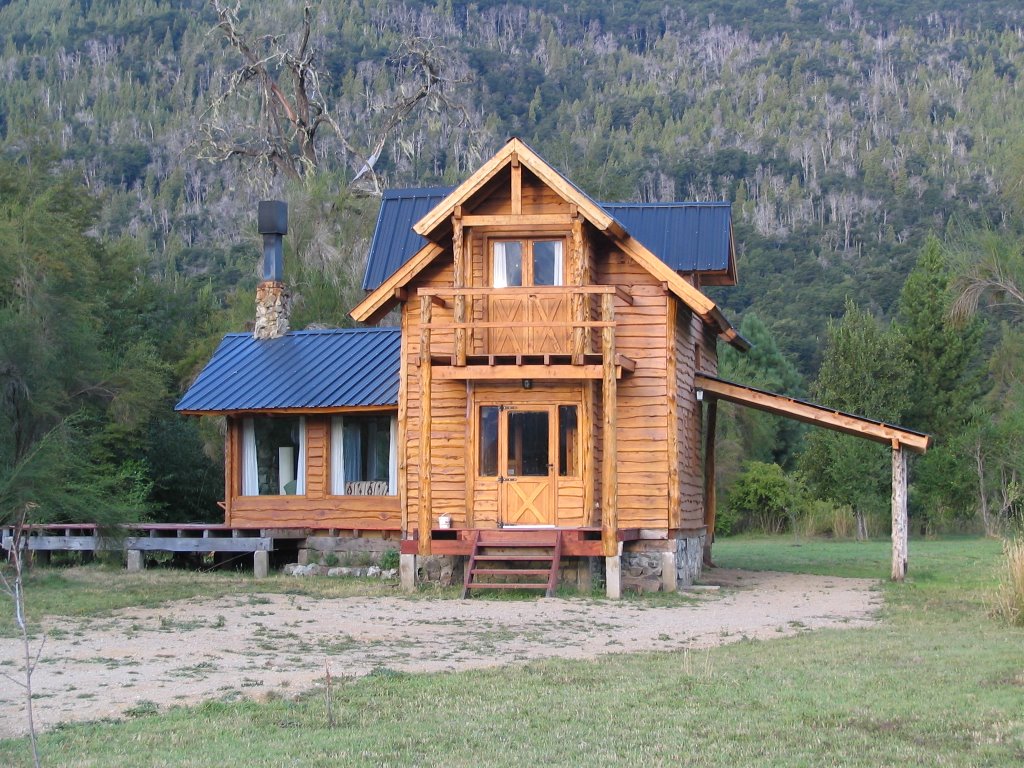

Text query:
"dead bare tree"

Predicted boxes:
[[199, 0, 470, 192], [1, 503, 43, 768]]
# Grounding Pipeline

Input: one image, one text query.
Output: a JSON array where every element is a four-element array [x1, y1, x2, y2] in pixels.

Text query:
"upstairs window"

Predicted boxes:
[[492, 239, 564, 288]]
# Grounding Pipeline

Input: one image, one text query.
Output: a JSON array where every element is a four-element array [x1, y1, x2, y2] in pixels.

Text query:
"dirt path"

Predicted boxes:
[[0, 570, 881, 737]]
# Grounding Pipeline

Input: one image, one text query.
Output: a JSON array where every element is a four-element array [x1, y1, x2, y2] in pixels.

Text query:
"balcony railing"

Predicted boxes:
[[418, 285, 630, 367]]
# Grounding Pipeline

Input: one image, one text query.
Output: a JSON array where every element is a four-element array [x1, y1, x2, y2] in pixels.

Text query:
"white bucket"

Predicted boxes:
[[438, 515, 452, 529]]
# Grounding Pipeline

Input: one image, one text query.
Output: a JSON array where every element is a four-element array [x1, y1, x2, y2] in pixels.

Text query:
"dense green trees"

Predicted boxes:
[[1, 0, 1023, 531]]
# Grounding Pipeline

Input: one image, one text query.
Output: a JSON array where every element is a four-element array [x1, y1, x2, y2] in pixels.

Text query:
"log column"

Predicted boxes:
[[571, 216, 586, 364], [419, 295, 433, 557], [891, 442, 908, 582], [453, 213, 467, 367], [702, 398, 718, 567], [600, 292, 620, 599]]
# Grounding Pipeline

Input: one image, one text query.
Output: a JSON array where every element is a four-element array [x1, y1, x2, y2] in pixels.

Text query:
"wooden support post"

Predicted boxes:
[[601, 293, 618, 559], [571, 218, 586, 364], [702, 398, 718, 566], [453, 215, 467, 367], [419, 296, 433, 557], [605, 553, 622, 600], [891, 443, 908, 582], [582, 380, 596, 525]]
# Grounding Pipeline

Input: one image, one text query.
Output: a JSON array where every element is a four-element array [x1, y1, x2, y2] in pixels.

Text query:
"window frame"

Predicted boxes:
[[489, 237, 566, 288]]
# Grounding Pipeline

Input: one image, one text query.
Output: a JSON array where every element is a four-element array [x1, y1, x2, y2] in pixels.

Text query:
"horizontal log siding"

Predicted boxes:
[[598, 251, 671, 530], [405, 260, 468, 530], [675, 308, 715, 530]]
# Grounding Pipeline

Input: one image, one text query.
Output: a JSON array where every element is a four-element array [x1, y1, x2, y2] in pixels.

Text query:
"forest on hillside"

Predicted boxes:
[[1, 0, 1022, 536]]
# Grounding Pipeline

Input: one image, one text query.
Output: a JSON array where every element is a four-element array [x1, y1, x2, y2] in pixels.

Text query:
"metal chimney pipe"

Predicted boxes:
[[254, 200, 291, 340], [258, 200, 288, 281]]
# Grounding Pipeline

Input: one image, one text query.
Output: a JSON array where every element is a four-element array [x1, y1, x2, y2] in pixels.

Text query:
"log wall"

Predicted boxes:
[[225, 414, 401, 530], [596, 247, 672, 531]]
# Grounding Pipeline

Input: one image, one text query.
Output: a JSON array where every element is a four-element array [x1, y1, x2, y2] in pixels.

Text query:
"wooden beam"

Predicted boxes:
[[891, 445, 908, 582], [429, 294, 447, 308], [453, 215, 467, 366], [702, 399, 718, 565], [461, 214, 575, 227], [571, 217, 586, 365], [511, 152, 522, 215], [615, 285, 634, 306], [465, 381, 475, 528], [583, 381, 595, 526], [432, 364, 629, 381], [420, 285, 615, 297], [601, 293, 618, 558], [419, 296, 433, 557], [695, 374, 931, 454]]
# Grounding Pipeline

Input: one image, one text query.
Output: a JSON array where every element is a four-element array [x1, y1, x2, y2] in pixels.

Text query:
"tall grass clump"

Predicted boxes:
[[992, 538, 1024, 626]]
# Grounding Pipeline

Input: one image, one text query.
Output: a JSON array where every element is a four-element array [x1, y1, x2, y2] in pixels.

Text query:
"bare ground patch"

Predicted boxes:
[[0, 569, 880, 737]]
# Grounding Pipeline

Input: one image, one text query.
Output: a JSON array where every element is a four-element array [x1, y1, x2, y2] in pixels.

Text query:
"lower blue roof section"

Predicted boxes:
[[175, 327, 400, 413]]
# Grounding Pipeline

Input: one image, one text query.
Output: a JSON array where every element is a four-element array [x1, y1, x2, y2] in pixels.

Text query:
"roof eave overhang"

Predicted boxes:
[[350, 242, 447, 324]]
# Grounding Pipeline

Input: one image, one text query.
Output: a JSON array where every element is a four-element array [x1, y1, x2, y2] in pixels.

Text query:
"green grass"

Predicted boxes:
[[1, 537, 1021, 767]]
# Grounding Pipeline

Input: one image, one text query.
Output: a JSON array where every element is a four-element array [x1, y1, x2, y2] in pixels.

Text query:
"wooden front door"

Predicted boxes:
[[500, 407, 555, 525]]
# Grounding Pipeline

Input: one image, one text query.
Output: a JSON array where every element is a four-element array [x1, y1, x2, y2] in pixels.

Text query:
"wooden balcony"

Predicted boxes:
[[417, 285, 635, 379]]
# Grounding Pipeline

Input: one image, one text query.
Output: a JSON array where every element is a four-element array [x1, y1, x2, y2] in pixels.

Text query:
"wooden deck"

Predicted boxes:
[[399, 527, 641, 557]]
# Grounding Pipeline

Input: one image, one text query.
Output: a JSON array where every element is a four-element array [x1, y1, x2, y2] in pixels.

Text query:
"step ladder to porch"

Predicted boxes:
[[461, 529, 563, 599]]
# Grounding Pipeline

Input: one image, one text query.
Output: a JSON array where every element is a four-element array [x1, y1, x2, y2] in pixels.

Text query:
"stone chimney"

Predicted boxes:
[[253, 200, 290, 340]]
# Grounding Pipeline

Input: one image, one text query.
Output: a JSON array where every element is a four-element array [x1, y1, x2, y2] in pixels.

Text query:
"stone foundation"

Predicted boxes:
[[620, 533, 706, 593], [416, 555, 464, 587]]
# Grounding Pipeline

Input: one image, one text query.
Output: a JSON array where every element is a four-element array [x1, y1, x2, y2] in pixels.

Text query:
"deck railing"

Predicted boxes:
[[418, 285, 627, 364]]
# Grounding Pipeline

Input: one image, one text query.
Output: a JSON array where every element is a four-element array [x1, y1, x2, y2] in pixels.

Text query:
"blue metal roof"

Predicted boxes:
[[360, 191, 733, 291], [600, 202, 732, 273], [362, 187, 453, 291], [175, 328, 400, 413]]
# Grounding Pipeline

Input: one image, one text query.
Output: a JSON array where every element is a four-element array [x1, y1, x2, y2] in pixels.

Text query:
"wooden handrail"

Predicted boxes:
[[425, 320, 614, 330]]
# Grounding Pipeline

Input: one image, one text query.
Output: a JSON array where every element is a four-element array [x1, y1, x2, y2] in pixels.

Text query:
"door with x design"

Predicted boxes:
[[500, 406, 555, 526]]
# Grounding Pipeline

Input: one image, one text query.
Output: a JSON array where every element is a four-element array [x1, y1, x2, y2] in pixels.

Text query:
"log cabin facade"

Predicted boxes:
[[349, 139, 750, 595], [177, 139, 930, 595]]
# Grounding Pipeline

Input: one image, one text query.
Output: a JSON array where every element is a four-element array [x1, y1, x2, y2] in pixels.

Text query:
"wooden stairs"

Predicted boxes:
[[461, 529, 563, 598]]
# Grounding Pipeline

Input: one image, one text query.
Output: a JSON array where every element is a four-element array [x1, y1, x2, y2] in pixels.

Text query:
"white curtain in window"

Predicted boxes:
[[552, 242, 564, 286], [344, 422, 362, 483], [389, 415, 398, 495], [493, 242, 509, 288], [241, 418, 259, 496], [296, 416, 307, 494], [331, 416, 346, 495]]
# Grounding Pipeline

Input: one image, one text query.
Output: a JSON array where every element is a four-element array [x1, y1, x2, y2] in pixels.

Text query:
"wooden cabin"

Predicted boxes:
[[178, 139, 929, 595], [348, 138, 752, 596]]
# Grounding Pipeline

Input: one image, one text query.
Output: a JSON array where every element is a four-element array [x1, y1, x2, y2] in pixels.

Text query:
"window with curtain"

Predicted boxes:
[[240, 416, 306, 496], [492, 239, 563, 287], [330, 413, 397, 495]]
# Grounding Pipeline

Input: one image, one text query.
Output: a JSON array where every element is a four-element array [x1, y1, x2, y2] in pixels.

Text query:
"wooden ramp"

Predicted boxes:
[[462, 529, 562, 599]]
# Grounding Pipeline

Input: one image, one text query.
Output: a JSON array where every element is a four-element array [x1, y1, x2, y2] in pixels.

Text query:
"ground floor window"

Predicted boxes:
[[241, 416, 306, 496], [331, 413, 397, 495]]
